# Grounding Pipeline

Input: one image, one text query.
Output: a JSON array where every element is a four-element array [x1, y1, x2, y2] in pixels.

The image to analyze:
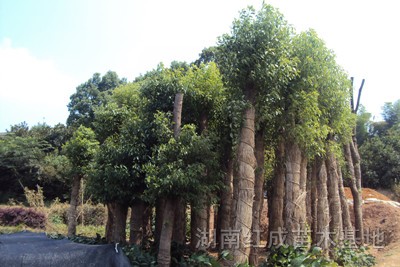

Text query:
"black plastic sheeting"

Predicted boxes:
[[0, 231, 132, 267]]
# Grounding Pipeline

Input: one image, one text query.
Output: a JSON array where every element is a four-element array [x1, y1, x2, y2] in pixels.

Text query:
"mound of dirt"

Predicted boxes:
[[362, 202, 400, 247], [344, 187, 391, 201]]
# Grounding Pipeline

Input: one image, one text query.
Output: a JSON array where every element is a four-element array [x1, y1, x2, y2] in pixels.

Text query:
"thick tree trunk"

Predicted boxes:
[[208, 205, 215, 236], [326, 151, 343, 246], [338, 165, 354, 243], [155, 199, 165, 247], [157, 92, 184, 266], [68, 176, 81, 237], [217, 152, 233, 248], [130, 199, 147, 245], [310, 161, 318, 245], [157, 198, 177, 267], [106, 203, 113, 242], [106, 202, 128, 244], [231, 104, 257, 263], [284, 141, 304, 246], [191, 201, 208, 250], [344, 142, 364, 245], [316, 159, 330, 252], [172, 199, 186, 246], [249, 129, 265, 266], [267, 138, 285, 248], [191, 112, 210, 251], [298, 152, 308, 238]]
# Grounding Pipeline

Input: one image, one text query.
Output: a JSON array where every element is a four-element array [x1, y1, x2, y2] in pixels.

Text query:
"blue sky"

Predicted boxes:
[[1, 0, 399, 131]]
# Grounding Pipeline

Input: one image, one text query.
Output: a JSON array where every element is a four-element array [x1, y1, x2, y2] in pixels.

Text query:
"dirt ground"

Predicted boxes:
[[259, 188, 400, 266], [344, 187, 392, 201], [345, 187, 400, 266]]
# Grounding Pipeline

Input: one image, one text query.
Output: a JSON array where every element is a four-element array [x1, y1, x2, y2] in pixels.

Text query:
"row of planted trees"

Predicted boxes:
[[64, 4, 365, 266]]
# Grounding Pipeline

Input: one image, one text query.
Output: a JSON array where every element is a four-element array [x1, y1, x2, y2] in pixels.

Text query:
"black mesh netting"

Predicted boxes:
[[0, 232, 132, 267]]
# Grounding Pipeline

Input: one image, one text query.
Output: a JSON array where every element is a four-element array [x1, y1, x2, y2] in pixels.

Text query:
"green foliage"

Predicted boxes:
[[217, 4, 296, 96], [382, 100, 400, 128], [0, 133, 49, 202], [123, 244, 157, 266], [360, 129, 400, 188], [63, 125, 99, 177], [182, 62, 225, 130], [90, 103, 149, 204], [67, 71, 125, 127], [333, 242, 375, 267], [356, 106, 372, 146], [262, 246, 337, 267], [145, 124, 221, 204]]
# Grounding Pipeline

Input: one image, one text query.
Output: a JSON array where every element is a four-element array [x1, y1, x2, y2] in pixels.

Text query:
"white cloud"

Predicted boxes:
[[0, 38, 77, 131]]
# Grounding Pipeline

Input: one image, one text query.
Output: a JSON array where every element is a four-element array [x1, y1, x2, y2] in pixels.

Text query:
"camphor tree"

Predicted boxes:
[[217, 4, 297, 263], [67, 71, 126, 128], [63, 125, 99, 237]]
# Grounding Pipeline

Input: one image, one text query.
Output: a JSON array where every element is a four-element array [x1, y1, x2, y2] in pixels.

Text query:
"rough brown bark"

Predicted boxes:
[[172, 199, 186, 246], [155, 199, 165, 247], [338, 165, 354, 243], [298, 152, 308, 236], [217, 152, 233, 248], [191, 113, 210, 251], [326, 151, 343, 246], [173, 92, 183, 137], [130, 199, 147, 245], [316, 159, 330, 251], [158, 92, 184, 266], [249, 129, 265, 266], [284, 141, 304, 246], [157, 198, 177, 267], [232, 104, 257, 263], [191, 201, 208, 250], [208, 205, 215, 235], [267, 138, 285, 247], [310, 161, 318, 244], [344, 142, 364, 245], [67, 176, 81, 237], [306, 164, 312, 226], [105, 203, 113, 242], [107, 202, 128, 244]]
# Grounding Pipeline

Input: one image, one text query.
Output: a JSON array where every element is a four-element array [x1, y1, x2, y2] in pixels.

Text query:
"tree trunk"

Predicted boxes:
[[191, 200, 208, 250], [310, 160, 318, 245], [249, 129, 265, 266], [191, 112, 210, 251], [316, 159, 330, 252], [298, 151, 308, 238], [284, 141, 304, 246], [267, 138, 285, 248], [172, 199, 186, 246], [157, 92, 183, 266], [106, 202, 128, 244], [130, 199, 146, 245], [155, 199, 165, 248], [106, 203, 114, 242], [217, 151, 233, 248], [157, 197, 177, 267], [231, 104, 257, 263], [344, 142, 364, 245], [326, 151, 343, 246], [68, 176, 81, 237], [338, 165, 354, 243]]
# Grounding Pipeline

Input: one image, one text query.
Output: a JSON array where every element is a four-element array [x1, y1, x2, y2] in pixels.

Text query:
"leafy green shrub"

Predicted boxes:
[[48, 202, 69, 224], [122, 244, 157, 267], [48, 202, 106, 226], [334, 242, 375, 267], [261, 245, 337, 267], [79, 203, 106, 226], [0, 206, 46, 229]]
